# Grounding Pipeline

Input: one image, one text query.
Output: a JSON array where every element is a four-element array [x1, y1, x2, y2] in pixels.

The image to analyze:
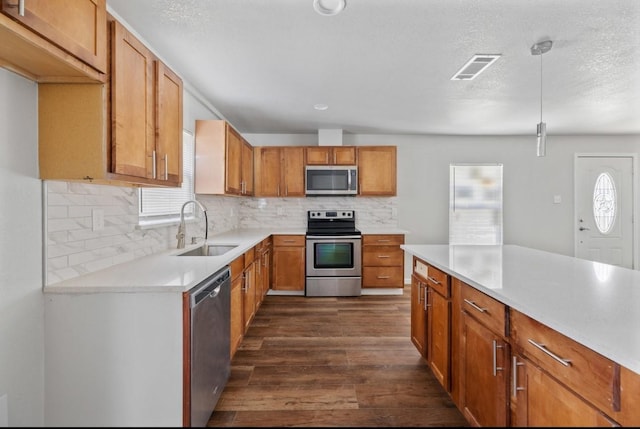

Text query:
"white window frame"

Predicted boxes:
[[138, 130, 195, 227]]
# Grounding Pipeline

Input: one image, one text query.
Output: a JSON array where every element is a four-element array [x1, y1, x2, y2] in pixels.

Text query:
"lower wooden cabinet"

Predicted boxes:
[[410, 273, 427, 356], [242, 247, 257, 333], [510, 353, 618, 427], [362, 234, 404, 289], [271, 235, 305, 291], [229, 256, 244, 358], [460, 283, 510, 427]]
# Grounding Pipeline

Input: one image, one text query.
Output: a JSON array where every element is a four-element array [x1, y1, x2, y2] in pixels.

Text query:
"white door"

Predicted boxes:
[[575, 155, 634, 268]]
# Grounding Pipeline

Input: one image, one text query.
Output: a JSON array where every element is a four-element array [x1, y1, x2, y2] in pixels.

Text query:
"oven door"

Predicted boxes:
[[305, 235, 362, 277]]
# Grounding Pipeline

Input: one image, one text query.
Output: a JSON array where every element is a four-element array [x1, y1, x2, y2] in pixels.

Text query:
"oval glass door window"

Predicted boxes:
[[593, 172, 616, 234]]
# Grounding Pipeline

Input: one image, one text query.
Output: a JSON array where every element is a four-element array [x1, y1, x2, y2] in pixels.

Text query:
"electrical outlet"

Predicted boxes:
[[553, 195, 562, 204], [391, 207, 398, 217], [92, 209, 104, 231]]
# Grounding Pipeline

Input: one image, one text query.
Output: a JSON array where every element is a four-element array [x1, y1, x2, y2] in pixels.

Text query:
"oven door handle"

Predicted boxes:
[[306, 235, 362, 240]]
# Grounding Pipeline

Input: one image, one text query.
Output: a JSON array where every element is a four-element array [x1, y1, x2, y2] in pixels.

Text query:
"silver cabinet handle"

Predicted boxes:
[[377, 255, 390, 258], [423, 284, 428, 310], [427, 276, 440, 285], [527, 339, 572, 366], [19, 0, 25, 16], [512, 356, 525, 397], [164, 154, 168, 180], [277, 184, 280, 196], [417, 282, 424, 304], [152, 150, 157, 179], [492, 340, 504, 376], [463, 299, 487, 313], [377, 239, 391, 243], [377, 275, 391, 279]]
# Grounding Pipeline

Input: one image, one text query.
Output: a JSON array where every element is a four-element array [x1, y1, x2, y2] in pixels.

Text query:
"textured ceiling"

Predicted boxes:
[[106, 0, 640, 136]]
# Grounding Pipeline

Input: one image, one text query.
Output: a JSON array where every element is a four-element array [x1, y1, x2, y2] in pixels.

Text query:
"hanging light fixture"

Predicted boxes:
[[531, 40, 552, 157]]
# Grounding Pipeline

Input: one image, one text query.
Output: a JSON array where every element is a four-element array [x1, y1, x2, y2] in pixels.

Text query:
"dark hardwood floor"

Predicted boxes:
[[208, 285, 468, 427]]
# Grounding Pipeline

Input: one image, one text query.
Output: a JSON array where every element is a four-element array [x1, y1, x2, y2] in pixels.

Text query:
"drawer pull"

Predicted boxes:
[[427, 276, 441, 285], [377, 239, 391, 243], [492, 340, 504, 376], [377, 276, 391, 279], [527, 339, 572, 367], [463, 298, 487, 313], [512, 356, 526, 397], [377, 255, 390, 258]]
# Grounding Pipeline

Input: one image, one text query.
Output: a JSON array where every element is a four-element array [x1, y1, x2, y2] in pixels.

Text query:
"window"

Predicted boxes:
[[593, 172, 616, 234], [449, 164, 503, 245], [138, 130, 194, 226]]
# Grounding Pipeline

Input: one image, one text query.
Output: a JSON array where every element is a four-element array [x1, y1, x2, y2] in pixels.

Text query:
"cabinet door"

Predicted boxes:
[[282, 146, 305, 196], [461, 312, 509, 427], [155, 61, 183, 186], [333, 146, 356, 165], [255, 147, 281, 197], [230, 273, 243, 358], [225, 126, 243, 194], [428, 288, 451, 390], [358, 146, 397, 196], [410, 274, 427, 357], [305, 146, 331, 165], [111, 19, 155, 179], [511, 354, 618, 427], [242, 261, 256, 333], [241, 139, 253, 195], [272, 245, 305, 291], [1, 0, 107, 73]]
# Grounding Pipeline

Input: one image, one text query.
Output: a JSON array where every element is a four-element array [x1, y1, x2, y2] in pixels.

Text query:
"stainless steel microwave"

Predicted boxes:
[[305, 165, 358, 196]]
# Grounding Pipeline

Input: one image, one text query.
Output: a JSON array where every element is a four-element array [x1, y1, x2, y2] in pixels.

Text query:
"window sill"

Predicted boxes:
[[137, 214, 195, 230]]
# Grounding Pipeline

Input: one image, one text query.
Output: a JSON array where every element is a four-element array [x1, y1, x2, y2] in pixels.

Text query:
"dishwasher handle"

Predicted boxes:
[[190, 266, 230, 308]]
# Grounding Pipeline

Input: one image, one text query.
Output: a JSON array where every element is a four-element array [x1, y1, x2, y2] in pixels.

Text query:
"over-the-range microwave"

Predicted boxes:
[[305, 165, 358, 196]]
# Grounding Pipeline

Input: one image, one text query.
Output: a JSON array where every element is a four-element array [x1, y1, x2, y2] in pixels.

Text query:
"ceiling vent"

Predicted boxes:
[[451, 54, 501, 80]]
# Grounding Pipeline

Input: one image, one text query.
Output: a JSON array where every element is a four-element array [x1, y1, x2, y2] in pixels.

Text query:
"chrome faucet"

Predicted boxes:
[[176, 200, 208, 249]]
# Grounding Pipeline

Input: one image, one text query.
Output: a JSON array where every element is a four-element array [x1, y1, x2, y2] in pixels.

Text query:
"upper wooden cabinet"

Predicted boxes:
[[194, 120, 254, 196], [357, 146, 397, 196], [0, 0, 106, 82], [254, 146, 305, 197], [38, 18, 183, 187], [305, 146, 356, 165]]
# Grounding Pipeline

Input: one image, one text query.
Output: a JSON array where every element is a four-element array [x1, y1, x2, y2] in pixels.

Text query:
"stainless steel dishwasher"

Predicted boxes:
[[189, 266, 231, 427]]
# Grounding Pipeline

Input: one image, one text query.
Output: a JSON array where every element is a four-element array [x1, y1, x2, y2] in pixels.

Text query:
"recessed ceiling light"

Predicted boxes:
[[451, 54, 501, 80], [314, 103, 329, 111], [313, 0, 346, 16]]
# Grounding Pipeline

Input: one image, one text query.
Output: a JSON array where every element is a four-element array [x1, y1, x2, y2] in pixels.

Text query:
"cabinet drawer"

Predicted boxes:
[[362, 234, 404, 246], [510, 309, 617, 415], [460, 283, 506, 336], [230, 255, 244, 281], [273, 235, 305, 247], [363, 266, 404, 287], [414, 259, 450, 298], [243, 247, 255, 267], [363, 246, 403, 266]]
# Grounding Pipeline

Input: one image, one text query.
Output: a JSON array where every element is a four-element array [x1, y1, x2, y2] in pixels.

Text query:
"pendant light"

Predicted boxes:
[[531, 40, 552, 157]]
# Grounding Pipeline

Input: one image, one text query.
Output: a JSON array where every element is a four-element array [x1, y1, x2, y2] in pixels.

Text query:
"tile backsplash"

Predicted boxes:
[[45, 181, 397, 285]]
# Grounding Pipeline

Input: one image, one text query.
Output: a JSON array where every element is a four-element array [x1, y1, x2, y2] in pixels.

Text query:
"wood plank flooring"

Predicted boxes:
[[207, 285, 468, 427]]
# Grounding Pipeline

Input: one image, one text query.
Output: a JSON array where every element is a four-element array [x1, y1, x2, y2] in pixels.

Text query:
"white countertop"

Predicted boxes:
[[401, 244, 640, 375], [44, 228, 304, 294]]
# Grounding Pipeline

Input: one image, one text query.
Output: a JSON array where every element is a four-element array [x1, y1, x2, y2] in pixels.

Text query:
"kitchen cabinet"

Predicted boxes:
[[362, 234, 404, 289], [357, 146, 397, 196], [254, 146, 305, 197], [38, 17, 183, 187], [271, 234, 305, 291], [460, 282, 510, 427], [254, 237, 272, 308], [0, 0, 106, 82], [410, 273, 427, 357], [510, 309, 618, 426], [305, 146, 356, 165], [229, 255, 244, 358], [410, 257, 451, 391], [195, 119, 254, 196], [242, 246, 257, 333]]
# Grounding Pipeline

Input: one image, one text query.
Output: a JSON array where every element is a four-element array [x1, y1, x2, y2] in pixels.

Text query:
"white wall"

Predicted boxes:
[[0, 69, 44, 426]]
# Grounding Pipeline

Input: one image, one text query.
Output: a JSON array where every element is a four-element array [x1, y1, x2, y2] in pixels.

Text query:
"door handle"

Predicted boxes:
[[579, 226, 590, 231]]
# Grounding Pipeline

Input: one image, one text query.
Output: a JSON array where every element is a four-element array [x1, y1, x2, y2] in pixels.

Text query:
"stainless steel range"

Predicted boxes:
[[305, 210, 362, 297]]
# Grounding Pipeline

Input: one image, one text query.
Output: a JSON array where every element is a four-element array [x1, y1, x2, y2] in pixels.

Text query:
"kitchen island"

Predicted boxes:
[[402, 244, 640, 426]]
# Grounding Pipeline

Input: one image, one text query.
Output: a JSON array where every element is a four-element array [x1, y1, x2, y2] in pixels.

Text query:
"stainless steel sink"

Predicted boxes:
[[176, 244, 238, 257]]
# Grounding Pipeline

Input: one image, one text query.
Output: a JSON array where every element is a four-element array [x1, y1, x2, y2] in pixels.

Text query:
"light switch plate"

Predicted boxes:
[[553, 195, 562, 204]]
